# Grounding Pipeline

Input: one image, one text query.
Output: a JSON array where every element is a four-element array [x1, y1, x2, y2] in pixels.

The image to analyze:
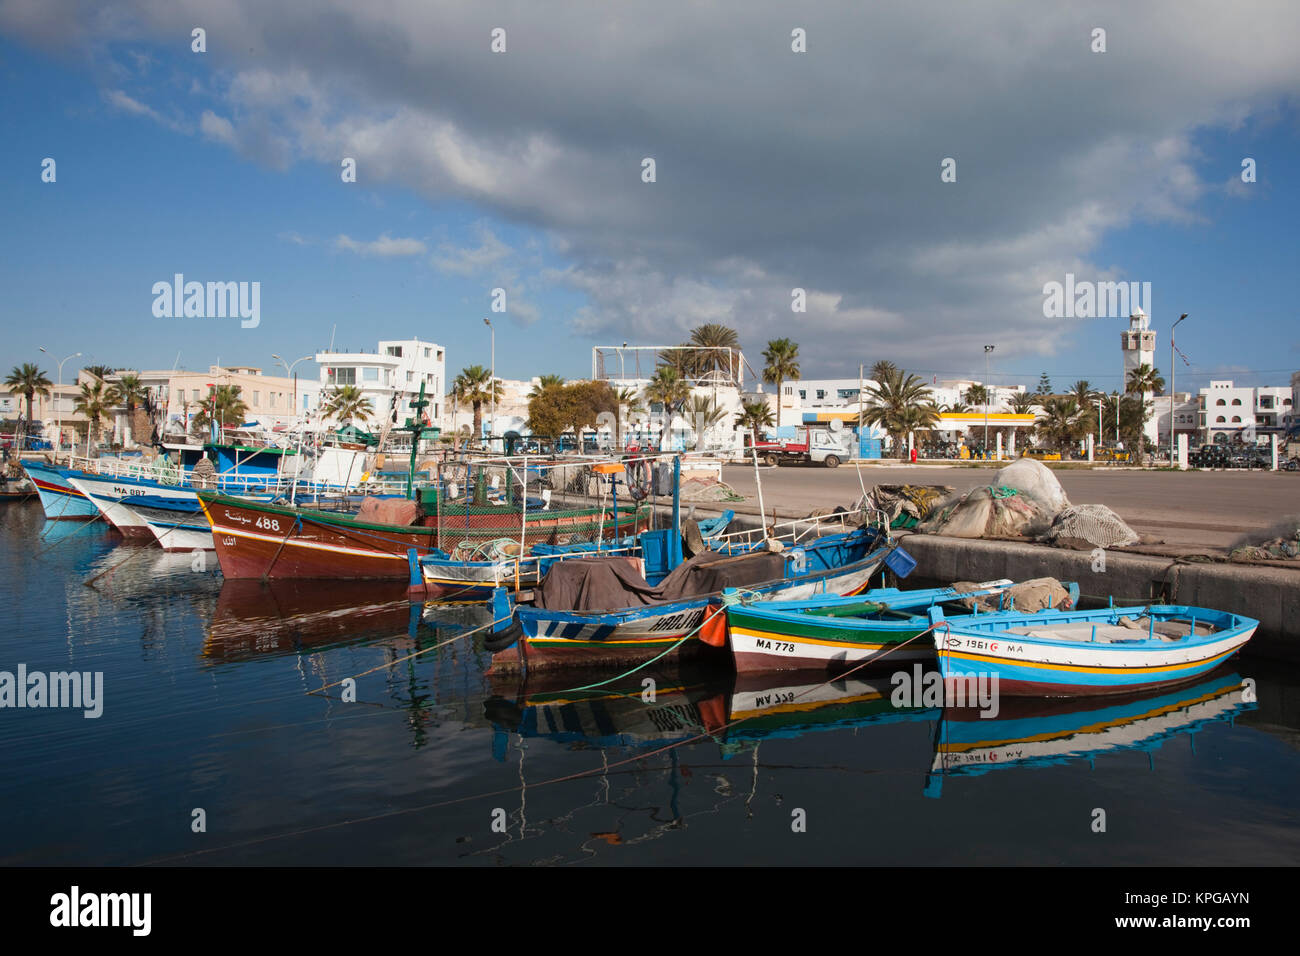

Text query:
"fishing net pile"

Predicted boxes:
[[915, 458, 1139, 548], [949, 577, 1075, 612], [851, 484, 953, 528], [1228, 516, 1300, 562], [1042, 504, 1139, 550], [679, 476, 745, 502]]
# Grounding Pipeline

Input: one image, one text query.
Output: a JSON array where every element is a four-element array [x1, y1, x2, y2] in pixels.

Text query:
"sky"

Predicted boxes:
[[1, 0, 1298, 395]]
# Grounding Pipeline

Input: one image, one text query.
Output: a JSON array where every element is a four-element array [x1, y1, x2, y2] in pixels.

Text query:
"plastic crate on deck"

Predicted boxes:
[[883, 545, 916, 579]]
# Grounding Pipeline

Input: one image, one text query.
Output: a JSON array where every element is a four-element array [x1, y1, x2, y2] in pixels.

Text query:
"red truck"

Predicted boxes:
[[752, 423, 852, 468]]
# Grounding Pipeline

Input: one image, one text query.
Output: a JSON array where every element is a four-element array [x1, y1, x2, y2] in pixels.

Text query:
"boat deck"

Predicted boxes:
[[1001, 618, 1216, 644]]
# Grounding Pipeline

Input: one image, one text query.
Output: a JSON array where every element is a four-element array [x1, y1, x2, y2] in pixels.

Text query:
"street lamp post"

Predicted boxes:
[[483, 317, 495, 450], [1094, 397, 1104, 459], [273, 353, 312, 432], [983, 345, 995, 459], [1169, 313, 1188, 465], [38, 347, 81, 462]]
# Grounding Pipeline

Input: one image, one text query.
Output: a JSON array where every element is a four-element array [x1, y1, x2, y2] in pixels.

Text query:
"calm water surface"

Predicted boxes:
[[2, 501, 1297, 865]]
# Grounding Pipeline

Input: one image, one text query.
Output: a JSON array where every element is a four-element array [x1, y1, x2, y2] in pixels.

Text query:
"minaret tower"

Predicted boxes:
[[1120, 308, 1159, 444]]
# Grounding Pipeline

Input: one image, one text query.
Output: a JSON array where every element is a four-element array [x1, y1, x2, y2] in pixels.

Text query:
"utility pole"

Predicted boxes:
[[1169, 313, 1188, 464], [483, 317, 495, 450]]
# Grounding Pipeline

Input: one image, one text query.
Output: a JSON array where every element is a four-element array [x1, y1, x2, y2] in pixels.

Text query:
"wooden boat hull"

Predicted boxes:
[[66, 473, 155, 539], [198, 491, 647, 580], [933, 605, 1257, 697], [491, 540, 889, 672], [21, 461, 99, 520], [727, 604, 933, 673]]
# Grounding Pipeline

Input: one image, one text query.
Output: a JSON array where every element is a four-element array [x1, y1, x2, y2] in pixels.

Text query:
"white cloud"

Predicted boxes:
[[333, 233, 427, 257]]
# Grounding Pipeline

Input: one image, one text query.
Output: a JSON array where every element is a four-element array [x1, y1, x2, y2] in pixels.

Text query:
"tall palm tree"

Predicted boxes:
[[1035, 396, 1084, 451], [322, 384, 374, 425], [735, 399, 775, 445], [83, 364, 115, 380], [452, 365, 503, 445], [687, 395, 727, 450], [644, 366, 692, 450], [73, 379, 122, 455], [115, 372, 147, 411], [761, 338, 799, 425], [687, 323, 741, 383], [939, 402, 971, 414], [861, 367, 939, 458], [615, 386, 644, 449], [5, 363, 52, 433], [870, 360, 898, 384], [1126, 364, 1165, 396], [190, 385, 249, 438], [962, 384, 990, 406]]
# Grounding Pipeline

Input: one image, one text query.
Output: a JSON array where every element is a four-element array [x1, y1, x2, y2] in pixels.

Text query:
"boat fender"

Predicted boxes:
[[483, 620, 524, 654]]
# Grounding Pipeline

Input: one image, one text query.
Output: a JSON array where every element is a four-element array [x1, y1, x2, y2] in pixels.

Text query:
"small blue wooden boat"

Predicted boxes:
[[21, 461, 101, 520], [932, 603, 1258, 696]]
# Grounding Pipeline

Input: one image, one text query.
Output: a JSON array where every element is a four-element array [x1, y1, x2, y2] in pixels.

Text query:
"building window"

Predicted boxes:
[[269, 392, 277, 408], [386, 346, 403, 357], [1231, 416, 1241, 423], [1215, 398, 1226, 406], [192, 389, 201, 402], [252, 391, 260, 407], [363, 367, 379, 382], [798, 390, 806, 400], [424, 348, 431, 358], [816, 390, 827, 400], [1259, 396, 1273, 409], [329, 367, 356, 386], [1215, 416, 1225, 424], [1231, 398, 1242, 406]]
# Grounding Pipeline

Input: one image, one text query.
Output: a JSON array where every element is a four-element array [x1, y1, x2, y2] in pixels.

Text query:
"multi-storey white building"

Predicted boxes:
[[1197, 380, 1295, 442], [315, 338, 446, 429]]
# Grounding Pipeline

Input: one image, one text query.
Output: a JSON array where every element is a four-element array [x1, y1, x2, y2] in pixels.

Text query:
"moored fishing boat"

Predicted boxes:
[[486, 520, 895, 671], [0, 476, 36, 501], [933, 603, 1258, 696], [21, 460, 99, 519], [198, 488, 649, 580], [722, 577, 1077, 673]]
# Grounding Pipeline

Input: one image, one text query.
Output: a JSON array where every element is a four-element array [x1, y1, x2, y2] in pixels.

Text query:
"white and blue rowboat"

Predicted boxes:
[[67, 473, 161, 539], [932, 604, 1258, 697], [487, 527, 899, 671], [21, 461, 100, 520], [721, 579, 1079, 673]]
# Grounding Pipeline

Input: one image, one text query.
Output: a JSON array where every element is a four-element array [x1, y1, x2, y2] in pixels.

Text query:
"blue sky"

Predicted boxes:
[[2, 3, 1297, 394]]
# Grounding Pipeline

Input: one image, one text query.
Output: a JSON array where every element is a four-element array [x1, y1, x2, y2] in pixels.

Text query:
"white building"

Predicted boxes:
[[316, 338, 446, 429], [1199, 380, 1294, 442]]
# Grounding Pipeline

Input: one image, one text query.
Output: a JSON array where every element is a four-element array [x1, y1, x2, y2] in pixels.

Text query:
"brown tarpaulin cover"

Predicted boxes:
[[534, 550, 788, 612], [355, 496, 419, 526]]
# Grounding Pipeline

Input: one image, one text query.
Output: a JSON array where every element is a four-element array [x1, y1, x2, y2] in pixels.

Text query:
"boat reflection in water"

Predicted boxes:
[[924, 667, 1255, 797], [207, 579, 423, 663]]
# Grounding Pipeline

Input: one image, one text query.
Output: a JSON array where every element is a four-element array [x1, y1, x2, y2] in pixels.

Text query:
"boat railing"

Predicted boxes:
[[70, 455, 417, 498], [710, 505, 882, 550]]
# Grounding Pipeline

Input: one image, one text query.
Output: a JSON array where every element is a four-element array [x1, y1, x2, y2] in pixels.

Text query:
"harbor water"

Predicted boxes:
[[2, 501, 1298, 865]]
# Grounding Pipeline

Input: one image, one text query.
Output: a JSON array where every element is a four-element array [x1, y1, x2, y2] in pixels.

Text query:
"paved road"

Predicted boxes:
[[715, 463, 1299, 553]]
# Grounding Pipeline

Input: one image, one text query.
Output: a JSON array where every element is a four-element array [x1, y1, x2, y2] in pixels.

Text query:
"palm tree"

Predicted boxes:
[[735, 399, 775, 445], [861, 366, 939, 458], [452, 365, 503, 445], [1035, 396, 1084, 451], [687, 323, 741, 383], [190, 385, 249, 438], [1126, 364, 1165, 397], [83, 364, 115, 380], [644, 366, 692, 450], [939, 402, 971, 414], [1008, 393, 1038, 414], [614, 386, 644, 449], [962, 384, 990, 406], [761, 338, 799, 425], [528, 374, 565, 400], [73, 379, 122, 455], [5, 363, 53, 436], [870, 360, 899, 384], [321, 384, 374, 425], [687, 395, 727, 450], [115, 372, 146, 411]]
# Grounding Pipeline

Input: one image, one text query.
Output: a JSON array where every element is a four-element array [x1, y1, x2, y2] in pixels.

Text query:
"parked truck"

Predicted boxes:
[[752, 422, 854, 468]]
